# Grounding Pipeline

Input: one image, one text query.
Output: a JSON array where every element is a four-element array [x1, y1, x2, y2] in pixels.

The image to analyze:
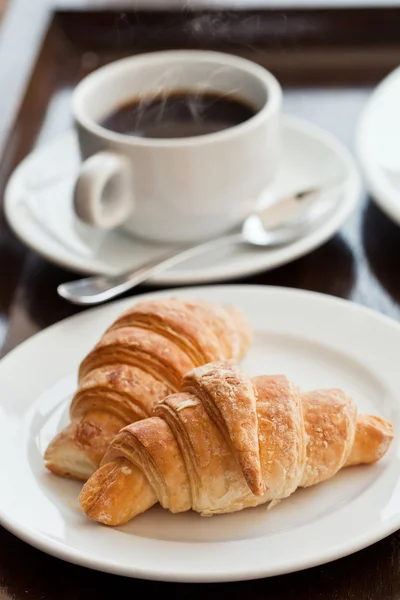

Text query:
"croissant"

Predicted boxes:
[[79, 362, 394, 526], [44, 300, 251, 482]]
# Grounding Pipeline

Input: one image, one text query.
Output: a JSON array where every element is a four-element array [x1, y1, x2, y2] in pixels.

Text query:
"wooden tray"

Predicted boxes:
[[1, 2, 400, 599]]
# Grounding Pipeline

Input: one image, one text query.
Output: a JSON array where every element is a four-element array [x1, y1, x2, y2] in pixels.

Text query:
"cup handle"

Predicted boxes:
[[73, 151, 133, 229]]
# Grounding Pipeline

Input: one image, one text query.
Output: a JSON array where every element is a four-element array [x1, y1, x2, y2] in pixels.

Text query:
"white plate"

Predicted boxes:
[[356, 66, 400, 226], [5, 116, 361, 284], [0, 284, 399, 582]]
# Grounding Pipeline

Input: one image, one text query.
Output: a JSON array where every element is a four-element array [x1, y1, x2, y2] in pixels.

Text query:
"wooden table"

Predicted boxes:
[[1, 1, 400, 597]]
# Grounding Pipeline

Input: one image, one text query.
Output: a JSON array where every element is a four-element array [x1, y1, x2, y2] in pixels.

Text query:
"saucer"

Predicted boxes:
[[356, 66, 400, 227], [5, 116, 361, 285]]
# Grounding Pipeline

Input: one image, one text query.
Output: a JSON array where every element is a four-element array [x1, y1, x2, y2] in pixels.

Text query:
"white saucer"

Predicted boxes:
[[0, 285, 398, 582], [356, 66, 400, 227], [5, 116, 361, 284]]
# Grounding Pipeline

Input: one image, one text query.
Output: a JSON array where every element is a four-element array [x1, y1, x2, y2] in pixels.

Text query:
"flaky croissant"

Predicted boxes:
[[80, 362, 394, 526], [44, 299, 251, 482]]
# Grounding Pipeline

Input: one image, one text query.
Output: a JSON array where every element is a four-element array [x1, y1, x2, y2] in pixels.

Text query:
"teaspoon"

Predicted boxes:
[[58, 182, 342, 305]]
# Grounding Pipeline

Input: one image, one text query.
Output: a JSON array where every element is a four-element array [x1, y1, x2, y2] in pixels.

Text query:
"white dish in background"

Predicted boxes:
[[356, 66, 400, 226], [0, 284, 398, 582], [4, 116, 361, 284]]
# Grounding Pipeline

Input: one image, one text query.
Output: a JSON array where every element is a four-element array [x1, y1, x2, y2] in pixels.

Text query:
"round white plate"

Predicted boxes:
[[0, 284, 399, 582], [5, 116, 361, 284], [356, 66, 400, 226]]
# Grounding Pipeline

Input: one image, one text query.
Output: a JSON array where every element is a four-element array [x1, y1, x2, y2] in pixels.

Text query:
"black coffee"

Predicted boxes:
[[100, 91, 256, 139]]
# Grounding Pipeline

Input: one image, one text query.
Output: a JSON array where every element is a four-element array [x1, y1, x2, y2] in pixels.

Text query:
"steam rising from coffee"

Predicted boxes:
[[101, 6, 302, 139]]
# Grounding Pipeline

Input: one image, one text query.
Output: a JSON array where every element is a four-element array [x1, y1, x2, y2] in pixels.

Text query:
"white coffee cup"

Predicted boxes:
[[72, 50, 282, 244]]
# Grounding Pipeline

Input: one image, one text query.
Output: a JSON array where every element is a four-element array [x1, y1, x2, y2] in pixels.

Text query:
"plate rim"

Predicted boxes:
[[4, 115, 362, 284], [1, 498, 400, 583], [1, 284, 399, 582]]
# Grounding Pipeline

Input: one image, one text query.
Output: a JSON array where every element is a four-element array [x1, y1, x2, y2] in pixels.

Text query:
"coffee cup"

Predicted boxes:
[[72, 50, 282, 244]]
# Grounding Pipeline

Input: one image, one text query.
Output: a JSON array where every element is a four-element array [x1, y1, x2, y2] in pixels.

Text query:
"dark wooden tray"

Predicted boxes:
[[1, 2, 400, 599]]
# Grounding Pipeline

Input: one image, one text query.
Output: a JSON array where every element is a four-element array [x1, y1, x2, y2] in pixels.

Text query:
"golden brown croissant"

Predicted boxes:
[[44, 299, 251, 481], [79, 362, 394, 526]]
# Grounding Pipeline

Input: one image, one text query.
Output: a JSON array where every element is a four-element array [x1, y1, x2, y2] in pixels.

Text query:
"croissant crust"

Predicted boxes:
[[80, 362, 394, 525], [44, 299, 252, 481]]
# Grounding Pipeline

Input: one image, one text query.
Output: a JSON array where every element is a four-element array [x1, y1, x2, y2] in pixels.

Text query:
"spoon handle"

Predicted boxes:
[[57, 232, 244, 305]]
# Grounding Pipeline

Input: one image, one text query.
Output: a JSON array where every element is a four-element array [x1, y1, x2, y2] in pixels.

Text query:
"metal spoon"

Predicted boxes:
[[58, 182, 342, 305]]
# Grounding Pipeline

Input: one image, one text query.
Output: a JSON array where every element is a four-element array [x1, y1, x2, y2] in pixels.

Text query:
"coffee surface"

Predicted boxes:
[[100, 91, 256, 139]]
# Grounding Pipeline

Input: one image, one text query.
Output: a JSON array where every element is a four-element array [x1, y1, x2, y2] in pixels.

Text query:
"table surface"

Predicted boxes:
[[1, 1, 400, 598]]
